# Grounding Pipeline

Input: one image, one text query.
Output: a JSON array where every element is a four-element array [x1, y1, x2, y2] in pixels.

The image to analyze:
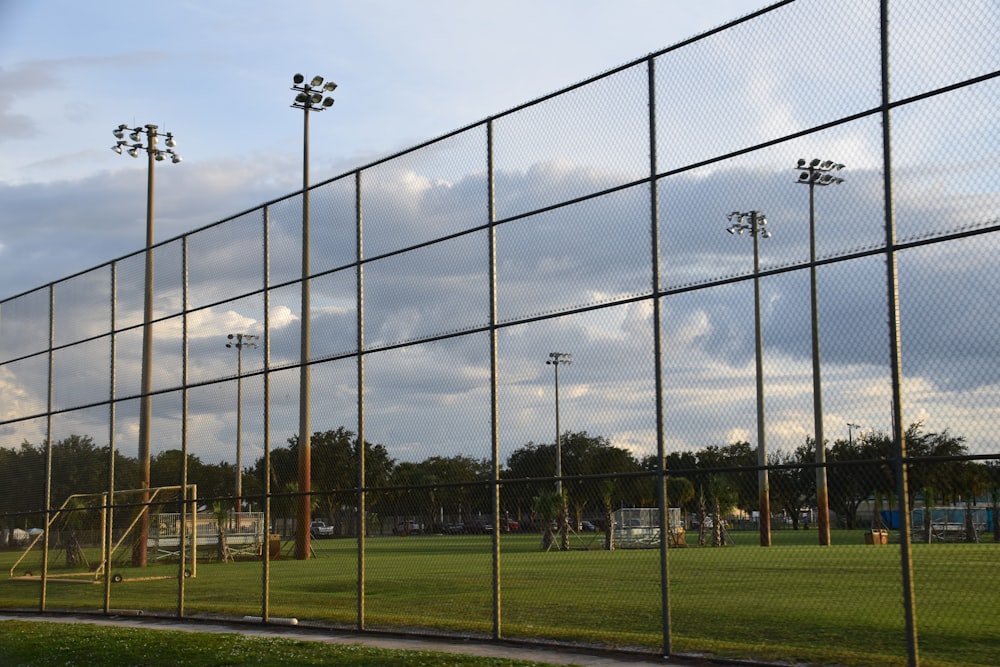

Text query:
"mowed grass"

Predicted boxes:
[[0, 620, 562, 667], [3, 530, 997, 667]]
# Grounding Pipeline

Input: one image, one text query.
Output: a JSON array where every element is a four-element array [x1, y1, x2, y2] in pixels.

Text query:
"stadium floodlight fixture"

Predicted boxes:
[[291, 73, 337, 112], [726, 210, 770, 237], [793, 157, 845, 547], [112, 124, 183, 165], [796, 157, 845, 187]]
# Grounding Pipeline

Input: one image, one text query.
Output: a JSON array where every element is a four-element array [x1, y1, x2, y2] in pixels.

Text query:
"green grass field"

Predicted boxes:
[[0, 620, 562, 667], [3, 530, 997, 667]]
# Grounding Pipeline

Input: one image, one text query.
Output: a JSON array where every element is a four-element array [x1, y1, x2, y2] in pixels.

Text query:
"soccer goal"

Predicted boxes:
[[9, 484, 197, 584], [612, 507, 684, 548]]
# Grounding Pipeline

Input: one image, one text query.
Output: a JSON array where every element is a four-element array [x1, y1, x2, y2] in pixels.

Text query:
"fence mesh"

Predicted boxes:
[[2, 1, 999, 664]]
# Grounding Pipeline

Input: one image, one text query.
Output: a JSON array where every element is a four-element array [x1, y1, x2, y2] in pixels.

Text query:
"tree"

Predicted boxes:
[[694, 443, 747, 545], [255, 427, 397, 536], [389, 455, 490, 531], [304, 428, 358, 535], [666, 476, 695, 514], [502, 441, 557, 521], [712, 441, 757, 518], [49, 435, 109, 504], [150, 450, 233, 509], [654, 451, 699, 517], [0, 442, 45, 527], [903, 423, 967, 509], [504, 431, 643, 532], [769, 446, 813, 529], [0, 436, 142, 533], [570, 435, 643, 528]]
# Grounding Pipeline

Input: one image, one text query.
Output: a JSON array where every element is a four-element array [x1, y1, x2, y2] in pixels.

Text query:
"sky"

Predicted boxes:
[[1, 0, 998, 472], [0, 0, 771, 296]]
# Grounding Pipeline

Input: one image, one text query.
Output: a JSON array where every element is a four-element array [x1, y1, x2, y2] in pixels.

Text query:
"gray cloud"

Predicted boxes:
[[2, 137, 998, 462]]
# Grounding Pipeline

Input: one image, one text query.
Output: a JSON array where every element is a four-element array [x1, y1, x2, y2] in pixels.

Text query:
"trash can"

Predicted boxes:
[[864, 528, 888, 545], [268, 534, 282, 559]]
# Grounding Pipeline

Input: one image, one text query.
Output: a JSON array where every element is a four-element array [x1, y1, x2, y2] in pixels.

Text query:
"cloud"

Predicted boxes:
[[3, 149, 998, 462]]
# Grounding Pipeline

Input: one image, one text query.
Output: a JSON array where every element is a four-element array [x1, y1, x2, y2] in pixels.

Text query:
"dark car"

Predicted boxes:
[[466, 521, 493, 534], [444, 523, 465, 534], [579, 520, 597, 532]]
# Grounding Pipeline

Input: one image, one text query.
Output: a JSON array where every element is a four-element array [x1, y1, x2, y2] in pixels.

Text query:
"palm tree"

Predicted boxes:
[[533, 491, 562, 552], [558, 492, 570, 551], [986, 461, 1000, 542], [211, 501, 230, 562], [60, 496, 90, 568], [599, 480, 615, 551], [696, 486, 707, 546]]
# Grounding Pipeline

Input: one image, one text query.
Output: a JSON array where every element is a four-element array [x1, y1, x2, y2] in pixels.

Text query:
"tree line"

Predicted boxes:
[[2, 424, 998, 542]]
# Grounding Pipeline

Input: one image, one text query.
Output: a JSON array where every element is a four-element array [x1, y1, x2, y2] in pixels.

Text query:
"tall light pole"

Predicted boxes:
[[726, 210, 773, 547], [226, 333, 259, 514], [847, 423, 860, 446], [794, 158, 844, 546], [546, 352, 572, 495], [547, 352, 571, 550], [111, 123, 181, 567], [291, 73, 336, 560]]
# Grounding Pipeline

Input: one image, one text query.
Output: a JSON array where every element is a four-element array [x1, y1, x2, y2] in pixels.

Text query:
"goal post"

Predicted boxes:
[[9, 484, 197, 583]]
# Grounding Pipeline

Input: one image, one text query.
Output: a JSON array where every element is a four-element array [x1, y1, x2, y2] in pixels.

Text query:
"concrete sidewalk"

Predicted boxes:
[[0, 613, 728, 666]]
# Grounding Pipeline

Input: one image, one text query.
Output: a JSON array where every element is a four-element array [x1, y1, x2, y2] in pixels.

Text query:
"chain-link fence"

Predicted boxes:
[[2, 1, 998, 664]]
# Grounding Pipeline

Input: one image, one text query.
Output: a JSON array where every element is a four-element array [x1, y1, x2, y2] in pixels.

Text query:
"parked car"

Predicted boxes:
[[466, 521, 493, 534], [444, 523, 465, 534], [310, 520, 335, 539], [579, 520, 597, 532]]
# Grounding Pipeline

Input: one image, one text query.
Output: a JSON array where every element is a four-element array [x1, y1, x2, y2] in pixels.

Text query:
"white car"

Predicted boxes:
[[309, 520, 335, 538]]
